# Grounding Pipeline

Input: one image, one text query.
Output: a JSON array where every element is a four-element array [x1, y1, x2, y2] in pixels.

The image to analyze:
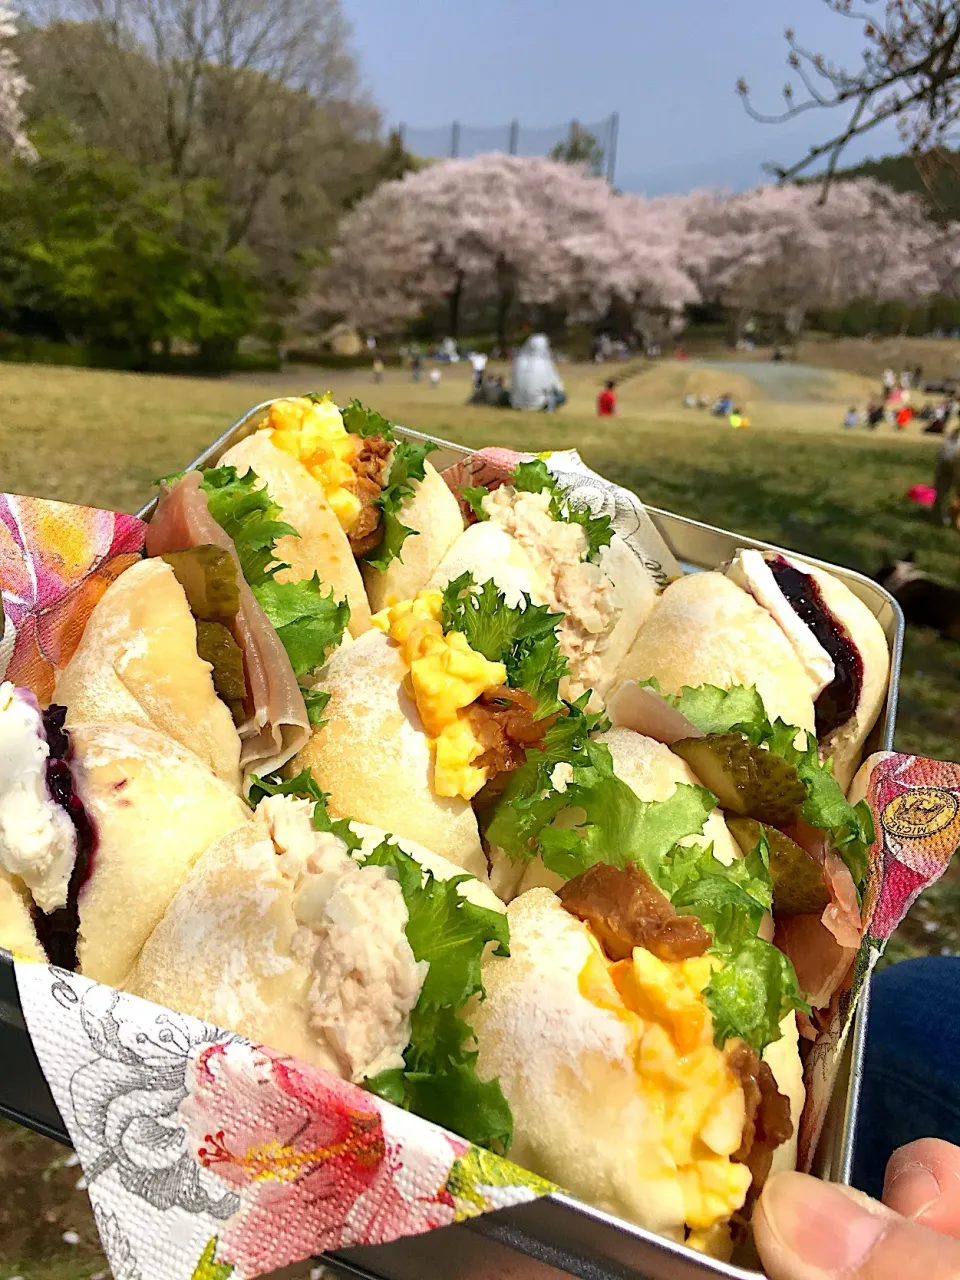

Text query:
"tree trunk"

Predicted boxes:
[[448, 272, 464, 338], [495, 258, 515, 352]]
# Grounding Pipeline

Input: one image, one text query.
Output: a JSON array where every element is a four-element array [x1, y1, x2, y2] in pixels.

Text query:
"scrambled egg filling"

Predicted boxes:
[[264, 394, 365, 532], [578, 939, 751, 1236], [372, 592, 506, 800]]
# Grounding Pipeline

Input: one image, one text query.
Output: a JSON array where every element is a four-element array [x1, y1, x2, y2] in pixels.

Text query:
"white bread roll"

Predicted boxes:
[[617, 573, 817, 733], [425, 521, 540, 607], [127, 802, 502, 1077], [54, 559, 242, 791], [362, 461, 464, 610], [0, 869, 44, 960], [70, 723, 249, 986], [596, 536, 659, 685], [293, 630, 485, 879], [219, 431, 371, 637], [490, 726, 741, 902], [765, 1012, 805, 1177], [472, 889, 757, 1245]]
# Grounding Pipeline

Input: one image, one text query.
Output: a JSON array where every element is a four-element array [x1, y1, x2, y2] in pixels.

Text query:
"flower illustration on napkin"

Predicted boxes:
[[179, 1041, 462, 1276]]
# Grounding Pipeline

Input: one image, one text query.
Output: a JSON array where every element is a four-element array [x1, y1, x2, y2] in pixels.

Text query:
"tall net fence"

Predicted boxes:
[[397, 113, 619, 182]]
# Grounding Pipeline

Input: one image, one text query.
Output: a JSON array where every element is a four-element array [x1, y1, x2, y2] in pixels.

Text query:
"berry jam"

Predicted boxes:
[[31, 706, 98, 970], [768, 556, 863, 739]]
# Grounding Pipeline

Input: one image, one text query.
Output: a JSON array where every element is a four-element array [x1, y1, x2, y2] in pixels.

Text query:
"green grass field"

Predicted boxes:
[[1, 352, 959, 1278]]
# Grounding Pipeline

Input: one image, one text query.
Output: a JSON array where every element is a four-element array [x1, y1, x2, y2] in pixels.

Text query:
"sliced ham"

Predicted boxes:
[[605, 680, 705, 745], [145, 472, 309, 788], [782, 817, 862, 950], [774, 911, 857, 1022]]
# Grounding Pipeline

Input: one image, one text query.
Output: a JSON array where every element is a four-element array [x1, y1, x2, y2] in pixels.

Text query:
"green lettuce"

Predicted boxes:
[[647, 678, 874, 890], [362, 841, 513, 1151], [339, 398, 439, 572], [247, 767, 360, 853], [253, 575, 351, 679], [510, 458, 613, 562], [179, 465, 350, 679], [440, 572, 568, 717]]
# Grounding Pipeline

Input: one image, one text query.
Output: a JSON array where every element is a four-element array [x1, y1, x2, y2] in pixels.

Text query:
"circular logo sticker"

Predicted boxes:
[[882, 787, 959, 840]]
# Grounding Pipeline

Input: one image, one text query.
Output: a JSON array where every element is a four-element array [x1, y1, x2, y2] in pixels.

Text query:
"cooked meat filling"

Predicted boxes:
[[348, 436, 393, 557], [559, 862, 712, 963]]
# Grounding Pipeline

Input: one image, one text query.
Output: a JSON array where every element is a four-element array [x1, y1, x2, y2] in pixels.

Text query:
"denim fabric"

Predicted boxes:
[[852, 956, 960, 1200]]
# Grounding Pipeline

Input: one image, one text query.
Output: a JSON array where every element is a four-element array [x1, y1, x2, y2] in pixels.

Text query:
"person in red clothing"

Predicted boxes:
[[597, 380, 617, 416]]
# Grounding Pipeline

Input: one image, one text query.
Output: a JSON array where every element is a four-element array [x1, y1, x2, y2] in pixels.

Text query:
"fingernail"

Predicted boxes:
[[761, 1173, 890, 1273], [884, 1163, 941, 1220]]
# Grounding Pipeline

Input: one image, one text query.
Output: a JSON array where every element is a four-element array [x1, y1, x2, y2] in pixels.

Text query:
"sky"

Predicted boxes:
[[341, 0, 902, 195]]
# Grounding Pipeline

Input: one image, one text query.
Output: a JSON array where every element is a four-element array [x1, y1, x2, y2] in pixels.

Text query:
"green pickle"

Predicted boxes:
[[196, 620, 247, 725], [726, 817, 830, 915], [160, 545, 241, 620], [670, 732, 807, 826]]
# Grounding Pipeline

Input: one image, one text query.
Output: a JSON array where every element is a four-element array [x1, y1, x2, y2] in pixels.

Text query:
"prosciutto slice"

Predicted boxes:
[[606, 680, 705, 745], [782, 817, 862, 950], [145, 473, 310, 788], [774, 912, 857, 1033]]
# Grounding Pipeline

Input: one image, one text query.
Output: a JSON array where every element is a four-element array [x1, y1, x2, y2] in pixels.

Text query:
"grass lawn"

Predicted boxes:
[[1, 354, 959, 1276]]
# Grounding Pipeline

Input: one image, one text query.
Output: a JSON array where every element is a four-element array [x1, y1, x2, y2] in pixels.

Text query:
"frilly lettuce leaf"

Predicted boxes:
[[510, 458, 613, 562], [246, 767, 360, 853], [196, 465, 296, 588], [440, 572, 568, 718], [361, 840, 512, 1151], [181, 465, 350, 677], [253, 575, 350, 678], [646, 677, 874, 890]]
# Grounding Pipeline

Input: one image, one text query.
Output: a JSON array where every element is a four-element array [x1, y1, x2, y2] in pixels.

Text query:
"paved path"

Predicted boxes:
[[694, 360, 835, 402]]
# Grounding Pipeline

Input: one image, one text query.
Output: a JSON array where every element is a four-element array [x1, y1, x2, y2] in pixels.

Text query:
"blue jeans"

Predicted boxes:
[[853, 956, 960, 1199]]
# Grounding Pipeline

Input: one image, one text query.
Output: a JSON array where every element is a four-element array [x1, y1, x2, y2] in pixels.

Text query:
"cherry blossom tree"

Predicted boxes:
[[0, 7, 34, 158], [301, 154, 699, 343], [680, 178, 946, 338]]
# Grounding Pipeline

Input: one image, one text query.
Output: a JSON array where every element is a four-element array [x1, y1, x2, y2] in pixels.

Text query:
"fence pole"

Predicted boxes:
[[605, 111, 619, 186], [569, 118, 579, 153], [397, 122, 406, 149], [451, 121, 460, 158], [508, 119, 519, 155]]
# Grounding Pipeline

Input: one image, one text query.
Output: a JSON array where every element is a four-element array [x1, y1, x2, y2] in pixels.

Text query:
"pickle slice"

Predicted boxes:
[[196, 620, 247, 725], [726, 817, 830, 915], [160, 545, 241, 620], [671, 733, 807, 827]]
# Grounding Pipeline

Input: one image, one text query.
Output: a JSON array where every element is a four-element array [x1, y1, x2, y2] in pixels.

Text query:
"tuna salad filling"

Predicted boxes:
[[482, 486, 620, 698], [259, 796, 427, 1082]]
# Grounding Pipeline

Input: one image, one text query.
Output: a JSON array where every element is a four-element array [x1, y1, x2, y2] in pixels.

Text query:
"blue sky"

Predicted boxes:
[[342, 0, 902, 194]]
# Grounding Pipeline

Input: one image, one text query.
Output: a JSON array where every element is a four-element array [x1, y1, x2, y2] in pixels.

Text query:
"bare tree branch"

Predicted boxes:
[[739, 2, 960, 192]]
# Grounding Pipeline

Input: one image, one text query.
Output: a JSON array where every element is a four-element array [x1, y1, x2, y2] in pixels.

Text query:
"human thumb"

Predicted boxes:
[[754, 1171, 960, 1280]]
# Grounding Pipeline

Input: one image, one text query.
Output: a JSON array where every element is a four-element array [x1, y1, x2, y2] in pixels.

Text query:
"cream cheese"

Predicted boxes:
[[725, 549, 835, 697], [0, 682, 77, 913]]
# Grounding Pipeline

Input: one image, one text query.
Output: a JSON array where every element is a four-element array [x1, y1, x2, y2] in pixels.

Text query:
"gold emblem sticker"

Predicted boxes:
[[882, 788, 959, 840]]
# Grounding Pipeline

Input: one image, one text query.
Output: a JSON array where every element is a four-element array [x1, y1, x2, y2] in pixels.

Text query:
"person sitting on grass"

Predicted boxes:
[[729, 406, 750, 429], [598, 380, 617, 416], [843, 406, 858, 429]]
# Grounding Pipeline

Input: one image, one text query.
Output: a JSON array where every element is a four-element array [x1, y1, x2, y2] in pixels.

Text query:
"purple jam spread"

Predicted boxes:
[[767, 556, 863, 739], [31, 706, 98, 970]]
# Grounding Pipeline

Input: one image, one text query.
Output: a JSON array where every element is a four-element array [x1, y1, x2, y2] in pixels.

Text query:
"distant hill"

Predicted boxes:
[[804, 150, 960, 220]]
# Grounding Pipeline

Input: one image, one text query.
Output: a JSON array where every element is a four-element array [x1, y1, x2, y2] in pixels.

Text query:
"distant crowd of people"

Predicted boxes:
[[842, 364, 958, 434]]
